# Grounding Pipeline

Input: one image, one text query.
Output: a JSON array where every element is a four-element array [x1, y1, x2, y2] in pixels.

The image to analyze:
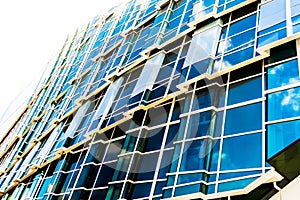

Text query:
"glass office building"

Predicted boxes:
[[0, 0, 300, 199]]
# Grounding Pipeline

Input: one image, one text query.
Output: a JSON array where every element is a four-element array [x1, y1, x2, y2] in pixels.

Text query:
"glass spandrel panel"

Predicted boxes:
[[220, 133, 262, 170], [268, 87, 300, 121], [267, 59, 300, 89], [131, 52, 165, 97], [224, 103, 262, 135]]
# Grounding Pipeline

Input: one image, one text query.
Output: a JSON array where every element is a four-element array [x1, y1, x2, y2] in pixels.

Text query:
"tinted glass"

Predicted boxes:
[[221, 133, 262, 170], [267, 59, 299, 89], [267, 120, 300, 158], [228, 77, 262, 105], [268, 87, 300, 121], [225, 103, 262, 135]]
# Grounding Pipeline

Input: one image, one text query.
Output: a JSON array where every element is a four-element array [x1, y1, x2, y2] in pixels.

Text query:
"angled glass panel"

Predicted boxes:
[[92, 77, 124, 129], [64, 100, 91, 138], [131, 52, 166, 97], [258, 0, 286, 31], [183, 20, 222, 69]]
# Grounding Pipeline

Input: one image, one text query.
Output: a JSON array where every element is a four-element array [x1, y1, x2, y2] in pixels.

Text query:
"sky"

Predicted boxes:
[[0, 0, 120, 127]]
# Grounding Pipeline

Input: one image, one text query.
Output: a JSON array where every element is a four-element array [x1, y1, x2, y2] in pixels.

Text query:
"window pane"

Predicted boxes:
[[228, 14, 256, 36], [267, 120, 300, 158], [224, 103, 262, 135], [218, 177, 257, 192], [94, 162, 116, 187], [267, 59, 300, 89], [268, 87, 300, 121], [183, 21, 222, 69], [220, 133, 262, 170], [130, 152, 159, 181], [222, 47, 254, 70], [225, 29, 255, 53], [131, 52, 165, 97], [104, 139, 125, 161], [180, 139, 219, 172], [180, 140, 205, 171], [186, 111, 212, 138], [258, 0, 285, 31], [174, 184, 200, 197], [228, 77, 262, 105]]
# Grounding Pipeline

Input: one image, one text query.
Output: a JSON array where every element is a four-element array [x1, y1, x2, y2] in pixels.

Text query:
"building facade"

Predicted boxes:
[[0, 0, 300, 199]]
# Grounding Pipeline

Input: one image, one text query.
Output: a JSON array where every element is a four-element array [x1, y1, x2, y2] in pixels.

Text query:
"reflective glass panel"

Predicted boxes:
[[224, 103, 262, 135], [268, 87, 300, 121], [267, 59, 300, 89], [220, 133, 262, 170], [267, 120, 300, 158], [228, 77, 262, 105]]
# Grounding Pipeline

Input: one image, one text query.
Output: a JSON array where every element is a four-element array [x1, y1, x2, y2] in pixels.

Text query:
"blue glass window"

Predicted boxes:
[[126, 182, 152, 199], [218, 177, 257, 192], [138, 128, 165, 152], [180, 139, 220, 172], [220, 133, 262, 170], [177, 173, 203, 184], [267, 59, 300, 89], [225, 29, 255, 53], [180, 140, 205, 171], [228, 14, 256, 37], [130, 152, 159, 181], [222, 46, 254, 69], [267, 120, 300, 158], [268, 87, 300, 121], [257, 28, 287, 48], [186, 111, 212, 138], [94, 163, 116, 187], [174, 183, 201, 197], [104, 139, 125, 161], [224, 103, 262, 135], [228, 77, 262, 105]]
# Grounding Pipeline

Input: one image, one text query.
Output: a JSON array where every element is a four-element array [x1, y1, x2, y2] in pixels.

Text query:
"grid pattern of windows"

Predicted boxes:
[[0, 0, 300, 200]]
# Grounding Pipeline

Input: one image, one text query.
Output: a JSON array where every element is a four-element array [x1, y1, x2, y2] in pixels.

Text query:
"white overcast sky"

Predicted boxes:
[[0, 0, 120, 120]]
